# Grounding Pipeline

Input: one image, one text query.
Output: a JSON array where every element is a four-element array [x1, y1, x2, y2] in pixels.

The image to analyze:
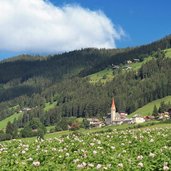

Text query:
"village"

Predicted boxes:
[[86, 98, 171, 128], [17, 97, 171, 130]]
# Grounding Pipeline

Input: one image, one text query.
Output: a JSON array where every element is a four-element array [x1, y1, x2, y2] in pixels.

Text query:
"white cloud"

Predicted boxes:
[[0, 0, 125, 54]]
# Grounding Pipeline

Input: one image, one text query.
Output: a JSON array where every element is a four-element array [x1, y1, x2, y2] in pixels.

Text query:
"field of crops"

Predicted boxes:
[[0, 127, 171, 170]]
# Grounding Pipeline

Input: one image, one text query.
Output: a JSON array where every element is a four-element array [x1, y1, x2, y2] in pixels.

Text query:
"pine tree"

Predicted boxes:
[[152, 105, 158, 117], [159, 101, 167, 113], [82, 118, 90, 129], [6, 121, 18, 139]]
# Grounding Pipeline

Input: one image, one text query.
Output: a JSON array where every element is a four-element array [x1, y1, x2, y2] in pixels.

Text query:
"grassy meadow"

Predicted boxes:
[[87, 68, 114, 84], [129, 96, 171, 117], [0, 112, 23, 130]]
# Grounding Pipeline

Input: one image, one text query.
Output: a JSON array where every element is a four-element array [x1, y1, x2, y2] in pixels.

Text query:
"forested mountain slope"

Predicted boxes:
[[0, 35, 170, 130]]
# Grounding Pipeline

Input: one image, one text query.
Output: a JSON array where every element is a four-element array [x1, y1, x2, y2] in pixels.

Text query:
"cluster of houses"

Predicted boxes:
[[87, 98, 171, 128], [112, 64, 132, 70], [19, 107, 32, 113], [111, 59, 140, 71], [87, 98, 145, 128], [127, 58, 140, 64], [158, 111, 171, 120]]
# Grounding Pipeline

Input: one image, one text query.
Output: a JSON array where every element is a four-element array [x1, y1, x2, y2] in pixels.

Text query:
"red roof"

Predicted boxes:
[[111, 98, 116, 109]]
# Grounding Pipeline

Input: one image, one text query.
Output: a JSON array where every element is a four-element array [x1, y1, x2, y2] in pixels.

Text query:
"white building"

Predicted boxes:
[[132, 115, 145, 124]]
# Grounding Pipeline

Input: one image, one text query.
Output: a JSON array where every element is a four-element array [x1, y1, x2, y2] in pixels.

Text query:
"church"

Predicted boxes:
[[105, 98, 122, 125]]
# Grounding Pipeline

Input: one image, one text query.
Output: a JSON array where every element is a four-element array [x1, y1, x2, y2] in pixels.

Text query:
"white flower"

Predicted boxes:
[[96, 164, 102, 169], [77, 162, 86, 169], [21, 150, 26, 154], [83, 153, 87, 158], [118, 153, 121, 157], [111, 146, 115, 150], [97, 141, 101, 145], [22, 161, 26, 165], [33, 161, 40, 167], [73, 159, 79, 163], [163, 166, 169, 171], [107, 164, 112, 168], [52, 148, 57, 151], [137, 155, 143, 160], [43, 150, 48, 153], [90, 143, 94, 146], [163, 162, 169, 171], [58, 149, 63, 152], [97, 146, 103, 149], [149, 152, 155, 158], [122, 150, 126, 153], [117, 163, 123, 168], [149, 139, 154, 142], [27, 157, 33, 161], [138, 162, 144, 168], [66, 153, 69, 157], [88, 163, 94, 167], [93, 150, 97, 155], [82, 162, 86, 167], [77, 164, 84, 169]]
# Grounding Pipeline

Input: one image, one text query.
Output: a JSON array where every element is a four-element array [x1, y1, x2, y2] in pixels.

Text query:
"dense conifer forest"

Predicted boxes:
[[0, 35, 171, 139]]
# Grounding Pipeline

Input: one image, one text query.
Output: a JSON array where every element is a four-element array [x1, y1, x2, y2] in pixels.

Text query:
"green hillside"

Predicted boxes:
[[129, 56, 153, 71], [87, 68, 114, 84], [44, 101, 57, 112], [87, 48, 171, 85], [88, 48, 171, 85], [0, 112, 23, 130], [165, 48, 171, 58], [129, 96, 171, 117], [87, 55, 153, 84]]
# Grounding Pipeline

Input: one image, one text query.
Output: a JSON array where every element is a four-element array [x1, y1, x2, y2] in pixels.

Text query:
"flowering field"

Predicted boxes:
[[0, 127, 171, 170]]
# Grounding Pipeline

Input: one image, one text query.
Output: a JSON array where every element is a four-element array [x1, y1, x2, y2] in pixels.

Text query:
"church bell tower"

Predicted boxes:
[[111, 98, 116, 122]]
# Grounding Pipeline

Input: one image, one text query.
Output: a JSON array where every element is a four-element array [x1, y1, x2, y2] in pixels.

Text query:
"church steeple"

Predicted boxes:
[[111, 97, 120, 122], [111, 97, 116, 110]]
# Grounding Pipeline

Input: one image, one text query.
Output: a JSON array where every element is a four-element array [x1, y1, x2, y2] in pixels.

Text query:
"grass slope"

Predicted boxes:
[[0, 112, 23, 130], [165, 48, 171, 58], [87, 48, 171, 85], [129, 96, 171, 117], [3, 120, 171, 143], [88, 68, 114, 84], [44, 101, 57, 112], [0, 100, 57, 130], [87, 55, 154, 84], [129, 56, 153, 71]]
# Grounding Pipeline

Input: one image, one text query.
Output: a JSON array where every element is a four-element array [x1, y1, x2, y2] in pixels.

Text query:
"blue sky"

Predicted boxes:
[[0, 0, 171, 59], [52, 0, 171, 47]]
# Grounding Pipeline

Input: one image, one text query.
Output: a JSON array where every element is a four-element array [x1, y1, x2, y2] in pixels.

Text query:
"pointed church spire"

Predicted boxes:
[[111, 97, 116, 109]]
